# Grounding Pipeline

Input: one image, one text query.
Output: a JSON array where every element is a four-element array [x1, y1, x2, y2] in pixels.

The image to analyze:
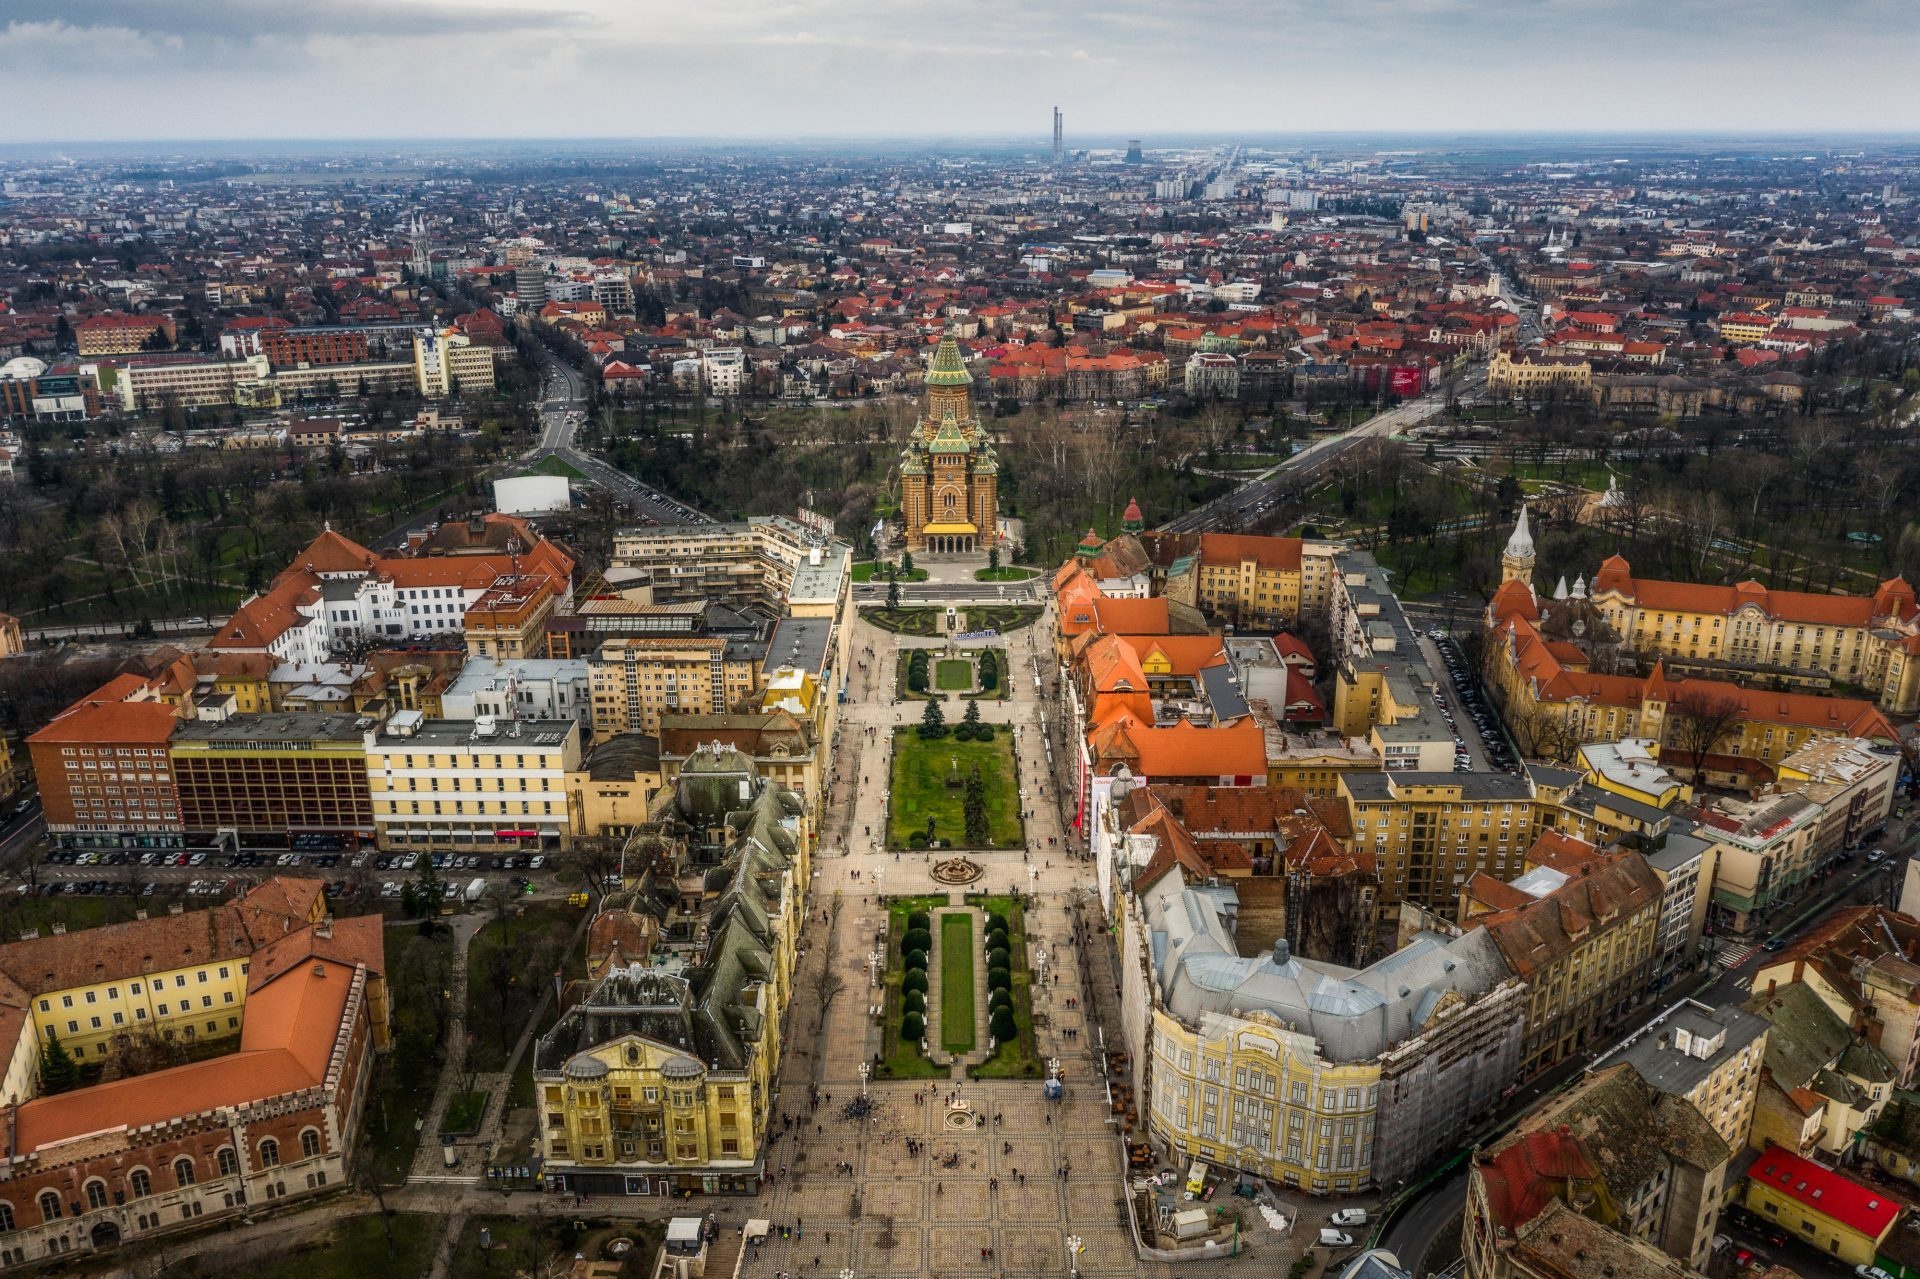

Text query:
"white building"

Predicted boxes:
[[702, 347, 746, 396], [442, 658, 592, 730]]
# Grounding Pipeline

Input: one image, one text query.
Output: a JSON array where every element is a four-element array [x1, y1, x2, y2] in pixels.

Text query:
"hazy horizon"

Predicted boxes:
[[10, 0, 1920, 143]]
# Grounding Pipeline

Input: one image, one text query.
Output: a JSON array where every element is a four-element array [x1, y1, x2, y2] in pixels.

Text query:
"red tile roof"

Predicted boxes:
[[1477, 1128, 1605, 1232], [1752, 1144, 1901, 1240]]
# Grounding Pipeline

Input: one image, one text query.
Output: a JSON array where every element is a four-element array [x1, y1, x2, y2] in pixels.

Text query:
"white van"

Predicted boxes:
[[1319, 1229, 1353, 1248], [1330, 1209, 1368, 1227]]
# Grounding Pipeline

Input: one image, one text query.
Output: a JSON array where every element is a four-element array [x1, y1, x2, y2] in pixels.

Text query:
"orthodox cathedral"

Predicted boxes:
[[898, 335, 1000, 554]]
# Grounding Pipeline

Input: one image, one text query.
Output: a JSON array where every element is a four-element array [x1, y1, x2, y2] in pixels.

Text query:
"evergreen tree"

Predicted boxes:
[[964, 763, 990, 846], [961, 698, 983, 737], [988, 546, 1000, 573], [900, 550, 915, 576], [886, 577, 901, 610], [39, 1027, 78, 1095], [919, 696, 946, 739]]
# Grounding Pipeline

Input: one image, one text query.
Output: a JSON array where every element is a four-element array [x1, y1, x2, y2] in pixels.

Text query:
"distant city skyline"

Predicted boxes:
[[9, 0, 1920, 142]]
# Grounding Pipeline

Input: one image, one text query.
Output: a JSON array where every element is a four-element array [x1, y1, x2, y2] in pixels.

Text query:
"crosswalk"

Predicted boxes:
[[1716, 941, 1759, 968]]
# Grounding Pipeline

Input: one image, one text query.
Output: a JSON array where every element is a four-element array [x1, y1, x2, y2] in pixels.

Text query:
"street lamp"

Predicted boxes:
[[858, 1062, 870, 1097], [1066, 1234, 1083, 1279]]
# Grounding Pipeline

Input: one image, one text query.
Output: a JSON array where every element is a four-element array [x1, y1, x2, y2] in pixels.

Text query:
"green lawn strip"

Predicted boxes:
[[935, 658, 974, 691], [971, 896, 1043, 1079], [248, 1213, 438, 1279], [853, 562, 930, 583], [888, 728, 1024, 849], [973, 566, 1039, 581], [440, 1089, 489, 1134], [940, 913, 976, 1055], [528, 454, 586, 480], [879, 895, 946, 1079]]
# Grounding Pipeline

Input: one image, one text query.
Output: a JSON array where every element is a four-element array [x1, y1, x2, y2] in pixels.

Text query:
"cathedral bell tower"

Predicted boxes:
[[1501, 504, 1536, 585]]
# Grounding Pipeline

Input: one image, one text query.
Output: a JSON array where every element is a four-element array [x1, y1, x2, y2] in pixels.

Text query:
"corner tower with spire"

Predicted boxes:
[[898, 332, 1001, 554], [1501, 504, 1536, 586]]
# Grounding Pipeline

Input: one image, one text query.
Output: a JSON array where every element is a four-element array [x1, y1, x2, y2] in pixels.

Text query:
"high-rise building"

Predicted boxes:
[[1124, 139, 1145, 164], [1051, 107, 1063, 164]]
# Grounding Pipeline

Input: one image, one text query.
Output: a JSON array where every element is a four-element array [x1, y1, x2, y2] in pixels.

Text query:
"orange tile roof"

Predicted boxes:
[[6, 901, 381, 1155], [1121, 634, 1231, 676], [26, 693, 179, 745], [1591, 555, 1916, 626], [1195, 533, 1304, 572], [1090, 714, 1266, 780]]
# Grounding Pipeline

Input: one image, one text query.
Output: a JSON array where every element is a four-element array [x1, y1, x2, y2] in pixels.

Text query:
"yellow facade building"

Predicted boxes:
[[897, 335, 1000, 554], [1487, 350, 1592, 398], [535, 747, 805, 1195], [1116, 844, 1527, 1196], [362, 712, 581, 851], [587, 637, 764, 740], [1155, 533, 1342, 629], [1588, 556, 1920, 714]]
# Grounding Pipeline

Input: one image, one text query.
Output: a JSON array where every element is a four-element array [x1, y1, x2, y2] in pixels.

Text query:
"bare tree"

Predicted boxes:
[[1663, 687, 1747, 786]]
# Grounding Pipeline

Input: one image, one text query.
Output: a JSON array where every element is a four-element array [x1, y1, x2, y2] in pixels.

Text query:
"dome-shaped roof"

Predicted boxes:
[[1, 356, 47, 381], [661, 1054, 703, 1080], [564, 1053, 610, 1080]]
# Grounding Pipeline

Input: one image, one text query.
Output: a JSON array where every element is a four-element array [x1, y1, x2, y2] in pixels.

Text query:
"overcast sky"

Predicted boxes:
[[11, 0, 1920, 142]]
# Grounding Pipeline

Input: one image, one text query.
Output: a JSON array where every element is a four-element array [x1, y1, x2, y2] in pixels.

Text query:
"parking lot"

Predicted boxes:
[[18, 846, 565, 909], [1420, 630, 1521, 777]]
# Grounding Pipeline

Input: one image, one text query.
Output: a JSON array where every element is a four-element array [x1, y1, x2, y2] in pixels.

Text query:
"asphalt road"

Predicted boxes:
[[1162, 368, 1488, 534], [522, 339, 714, 526]]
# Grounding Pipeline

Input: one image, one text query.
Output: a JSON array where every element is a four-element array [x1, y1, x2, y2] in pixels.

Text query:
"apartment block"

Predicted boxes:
[[28, 685, 183, 850], [588, 637, 765, 739], [363, 711, 581, 851], [169, 712, 373, 847]]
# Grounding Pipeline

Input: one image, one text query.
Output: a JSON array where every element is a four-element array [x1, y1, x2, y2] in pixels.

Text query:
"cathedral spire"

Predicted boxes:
[[1500, 504, 1536, 585]]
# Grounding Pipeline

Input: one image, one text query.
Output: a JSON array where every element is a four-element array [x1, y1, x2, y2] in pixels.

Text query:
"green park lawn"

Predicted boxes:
[[940, 913, 976, 1055], [974, 566, 1039, 582], [936, 658, 975, 691], [888, 729, 1024, 849]]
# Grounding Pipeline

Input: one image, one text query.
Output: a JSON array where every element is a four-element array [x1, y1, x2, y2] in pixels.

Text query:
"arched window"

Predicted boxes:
[[129, 1170, 151, 1199], [0, 1201, 14, 1232], [83, 1180, 107, 1212], [944, 492, 956, 510], [258, 1139, 279, 1168], [37, 1192, 60, 1224], [173, 1157, 196, 1188], [300, 1129, 322, 1159], [216, 1148, 239, 1178]]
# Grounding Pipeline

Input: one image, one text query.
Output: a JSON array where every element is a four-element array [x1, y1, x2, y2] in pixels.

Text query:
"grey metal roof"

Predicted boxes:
[[761, 617, 832, 678], [1142, 866, 1513, 1063], [1591, 998, 1769, 1099]]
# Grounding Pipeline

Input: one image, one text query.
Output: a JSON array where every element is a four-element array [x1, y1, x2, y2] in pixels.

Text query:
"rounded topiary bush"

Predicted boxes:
[[903, 989, 927, 1015], [904, 927, 932, 954], [908, 831, 928, 848], [907, 910, 931, 931], [904, 969, 928, 995], [902, 1012, 925, 1041], [905, 948, 928, 971], [988, 946, 1010, 970], [974, 724, 995, 741], [990, 1008, 1017, 1041], [989, 987, 1013, 1012], [988, 965, 1011, 991], [986, 920, 1009, 945]]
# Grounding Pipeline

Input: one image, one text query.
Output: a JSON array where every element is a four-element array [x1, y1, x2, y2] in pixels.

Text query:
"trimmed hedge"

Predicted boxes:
[[907, 911, 932, 931], [902, 1012, 925, 1041], [989, 988, 1013, 1013], [904, 928, 933, 954], [988, 946, 1010, 970], [974, 724, 995, 741], [904, 989, 927, 1015], [988, 965, 1011, 990], [990, 1008, 1017, 1041], [904, 970, 928, 995], [905, 948, 928, 971]]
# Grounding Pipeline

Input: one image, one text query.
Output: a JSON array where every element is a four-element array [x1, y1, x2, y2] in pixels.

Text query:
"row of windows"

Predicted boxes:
[[0, 1132, 323, 1230]]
